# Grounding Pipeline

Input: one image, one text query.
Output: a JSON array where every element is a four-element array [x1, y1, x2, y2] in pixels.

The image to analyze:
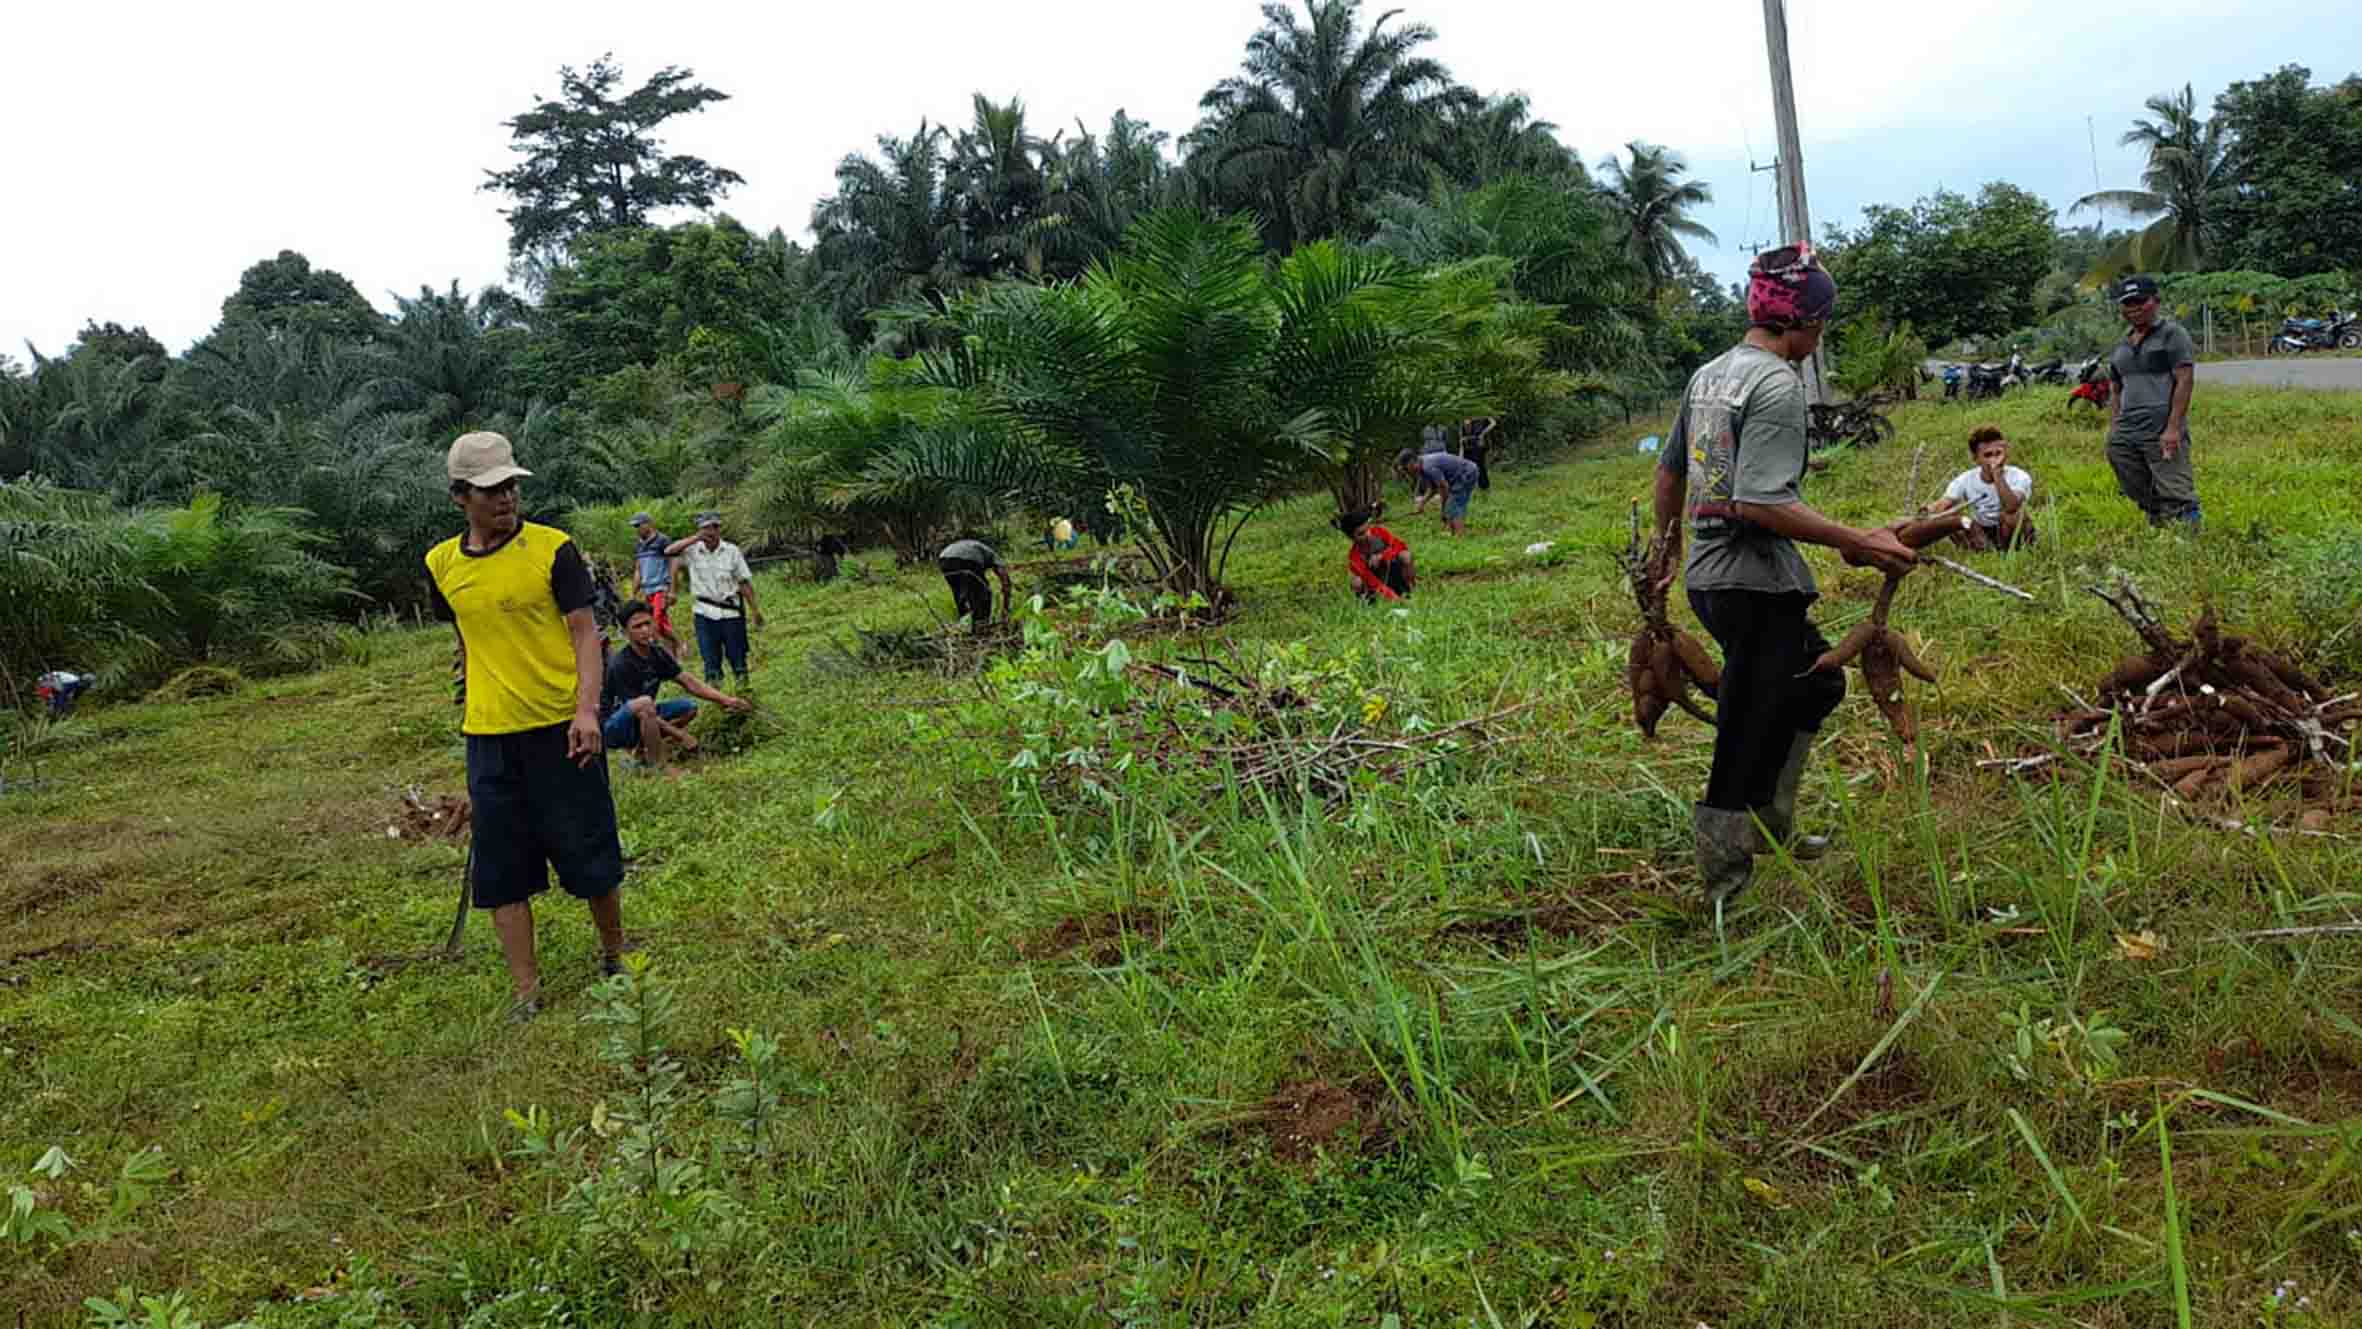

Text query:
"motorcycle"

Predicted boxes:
[[1965, 353, 2025, 399], [2067, 358, 2111, 411], [1941, 363, 1964, 400], [2267, 313, 2361, 354], [2029, 358, 2070, 385]]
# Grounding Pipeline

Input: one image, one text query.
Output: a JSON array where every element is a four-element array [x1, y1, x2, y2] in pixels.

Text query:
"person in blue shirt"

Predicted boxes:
[[1397, 448, 1481, 536], [627, 513, 682, 647]]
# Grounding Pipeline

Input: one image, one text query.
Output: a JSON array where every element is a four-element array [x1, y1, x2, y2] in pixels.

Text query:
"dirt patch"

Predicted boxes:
[[388, 790, 470, 841], [1728, 1046, 1939, 1173], [1020, 908, 1165, 966], [2204, 1037, 2362, 1118], [1245, 1077, 1397, 1164], [1439, 873, 1653, 945]]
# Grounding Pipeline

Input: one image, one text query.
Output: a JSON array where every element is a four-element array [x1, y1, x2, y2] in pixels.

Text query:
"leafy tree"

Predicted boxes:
[[514, 216, 799, 400], [67, 322, 169, 367], [483, 55, 745, 257], [2210, 66, 2362, 277], [1829, 316, 1930, 397], [1595, 143, 1717, 293], [2072, 83, 2234, 279], [1188, 0, 1477, 251], [209, 250, 387, 346], [1822, 183, 2057, 347]]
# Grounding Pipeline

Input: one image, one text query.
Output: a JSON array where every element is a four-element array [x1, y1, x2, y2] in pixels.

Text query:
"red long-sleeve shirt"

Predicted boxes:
[[1347, 525, 1409, 600]]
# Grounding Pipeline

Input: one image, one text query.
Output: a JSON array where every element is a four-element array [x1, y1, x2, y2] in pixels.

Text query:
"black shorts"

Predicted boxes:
[[465, 722, 624, 910]]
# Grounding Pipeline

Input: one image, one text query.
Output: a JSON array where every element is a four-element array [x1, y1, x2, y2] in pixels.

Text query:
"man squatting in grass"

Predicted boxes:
[[1923, 425, 2035, 552], [627, 511, 682, 647], [666, 512, 763, 689], [603, 600, 750, 777], [1651, 246, 1917, 906], [2105, 273, 2201, 530], [425, 431, 628, 1016], [1398, 445, 1481, 536], [938, 535, 1015, 628], [1335, 506, 1414, 601]]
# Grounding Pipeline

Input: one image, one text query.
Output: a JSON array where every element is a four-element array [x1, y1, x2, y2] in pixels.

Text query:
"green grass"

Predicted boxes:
[[7, 387, 2362, 1328]]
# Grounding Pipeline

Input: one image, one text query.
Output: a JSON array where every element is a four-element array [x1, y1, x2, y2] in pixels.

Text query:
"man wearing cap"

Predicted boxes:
[[664, 513, 762, 688], [1650, 245, 1916, 908], [424, 431, 628, 1017], [2105, 275, 2201, 529], [627, 513, 682, 647]]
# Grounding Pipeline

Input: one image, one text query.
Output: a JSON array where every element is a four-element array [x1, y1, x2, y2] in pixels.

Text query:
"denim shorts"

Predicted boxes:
[[601, 697, 697, 748], [1442, 479, 1475, 521]]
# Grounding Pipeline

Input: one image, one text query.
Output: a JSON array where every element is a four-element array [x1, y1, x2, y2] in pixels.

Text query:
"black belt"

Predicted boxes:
[[695, 595, 741, 612]]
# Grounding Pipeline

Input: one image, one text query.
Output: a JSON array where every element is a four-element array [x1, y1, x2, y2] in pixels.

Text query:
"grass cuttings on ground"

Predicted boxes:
[[6, 388, 2362, 1327]]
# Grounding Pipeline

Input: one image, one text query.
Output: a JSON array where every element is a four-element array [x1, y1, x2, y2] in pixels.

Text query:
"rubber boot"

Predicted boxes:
[[1693, 804, 1758, 908], [1758, 731, 1831, 861]]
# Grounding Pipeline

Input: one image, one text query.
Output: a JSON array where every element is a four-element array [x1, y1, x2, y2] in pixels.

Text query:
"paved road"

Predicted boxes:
[[2196, 357, 2362, 389], [1926, 357, 2362, 390]]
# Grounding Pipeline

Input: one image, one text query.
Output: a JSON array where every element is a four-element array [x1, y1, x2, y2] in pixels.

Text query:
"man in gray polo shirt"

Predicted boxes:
[[2105, 274, 2201, 529]]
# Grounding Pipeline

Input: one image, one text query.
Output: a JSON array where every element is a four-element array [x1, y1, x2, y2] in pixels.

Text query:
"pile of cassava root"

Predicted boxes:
[[2055, 577, 2360, 803]]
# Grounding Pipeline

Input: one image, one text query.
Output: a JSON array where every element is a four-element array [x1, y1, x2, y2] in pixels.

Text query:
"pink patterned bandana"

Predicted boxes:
[[1747, 243, 1838, 329]]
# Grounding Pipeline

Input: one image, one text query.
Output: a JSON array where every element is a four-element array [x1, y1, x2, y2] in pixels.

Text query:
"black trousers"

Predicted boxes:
[[1688, 589, 1844, 813], [940, 557, 994, 625]]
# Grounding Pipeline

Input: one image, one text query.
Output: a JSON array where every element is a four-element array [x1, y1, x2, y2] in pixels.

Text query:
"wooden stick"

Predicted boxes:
[[2219, 924, 2362, 941], [1925, 555, 2035, 602]]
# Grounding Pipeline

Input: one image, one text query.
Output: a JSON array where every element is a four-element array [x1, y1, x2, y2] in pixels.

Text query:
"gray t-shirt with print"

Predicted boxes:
[[2106, 318, 2195, 445], [1658, 343, 1816, 597]]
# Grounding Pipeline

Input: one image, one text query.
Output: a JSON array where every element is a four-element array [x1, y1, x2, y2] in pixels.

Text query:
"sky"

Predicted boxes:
[[3, 0, 2352, 357]]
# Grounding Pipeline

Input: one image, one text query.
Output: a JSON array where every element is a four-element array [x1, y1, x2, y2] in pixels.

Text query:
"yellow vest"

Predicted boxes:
[[426, 522, 583, 735]]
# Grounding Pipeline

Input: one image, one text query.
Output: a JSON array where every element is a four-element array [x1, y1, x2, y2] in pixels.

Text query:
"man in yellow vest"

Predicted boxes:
[[425, 432, 626, 1019]]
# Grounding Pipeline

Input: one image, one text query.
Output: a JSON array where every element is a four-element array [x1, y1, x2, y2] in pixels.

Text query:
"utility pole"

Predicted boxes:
[[1760, 0, 1828, 404]]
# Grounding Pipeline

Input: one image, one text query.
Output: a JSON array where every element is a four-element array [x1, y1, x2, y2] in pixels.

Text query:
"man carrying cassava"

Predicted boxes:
[[426, 431, 629, 1018], [1651, 246, 1916, 907]]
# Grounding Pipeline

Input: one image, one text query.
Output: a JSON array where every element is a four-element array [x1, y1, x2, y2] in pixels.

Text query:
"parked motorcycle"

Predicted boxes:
[[1941, 363, 1964, 400], [1965, 354, 2023, 399], [2267, 313, 2361, 354], [2067, 358, 2111, 411], [2029, 358, 2070, 385]]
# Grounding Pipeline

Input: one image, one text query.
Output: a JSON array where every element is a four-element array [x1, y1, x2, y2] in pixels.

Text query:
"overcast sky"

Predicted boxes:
[[3, 0, 2350, 356]]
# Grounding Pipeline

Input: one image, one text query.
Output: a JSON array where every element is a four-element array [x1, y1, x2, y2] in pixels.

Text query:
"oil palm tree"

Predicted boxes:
[[810, 122, 961, 337], [1032, 111, 1177, 278], [946, 94, 1053, 279], [1440, 92, 1581, 188], [1596, 143, 1717, 293], [882, 210, 1509, 601], [1188, 0, 1478, 251], [2070, 84, 2232, 280]]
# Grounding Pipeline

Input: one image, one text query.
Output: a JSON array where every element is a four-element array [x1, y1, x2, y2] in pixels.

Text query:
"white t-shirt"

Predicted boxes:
[[1942, 465, 2033, 527], [682, 539, 754, 619]]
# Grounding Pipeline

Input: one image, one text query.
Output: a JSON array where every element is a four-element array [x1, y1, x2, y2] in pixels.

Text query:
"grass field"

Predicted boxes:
[[7, 386, 2362, 1328]]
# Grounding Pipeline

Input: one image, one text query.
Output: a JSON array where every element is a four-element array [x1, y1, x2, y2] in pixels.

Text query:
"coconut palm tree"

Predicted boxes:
[[1188, 0, 1478, 251], [2071, 84, 2232, 280], [1596, 142, 1718, 293]]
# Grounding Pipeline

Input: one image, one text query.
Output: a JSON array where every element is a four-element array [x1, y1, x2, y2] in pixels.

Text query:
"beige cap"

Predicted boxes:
[[446, 431, 533, 487]]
